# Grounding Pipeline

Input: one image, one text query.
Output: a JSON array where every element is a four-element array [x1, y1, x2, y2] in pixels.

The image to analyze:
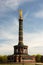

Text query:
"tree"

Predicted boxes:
[[0, 56, 2, 63], [35, 54, 41, 62], [2, 55, 7, 63], [0, 55, 7, 63]]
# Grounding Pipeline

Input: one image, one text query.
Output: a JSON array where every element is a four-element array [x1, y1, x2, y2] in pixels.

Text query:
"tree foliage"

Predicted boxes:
[[35, 54, 41, 62], [0, 55, 7, 63]]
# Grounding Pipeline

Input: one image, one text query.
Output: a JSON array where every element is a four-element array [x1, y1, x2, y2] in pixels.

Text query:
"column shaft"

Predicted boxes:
[[18, 19, 23, 45]]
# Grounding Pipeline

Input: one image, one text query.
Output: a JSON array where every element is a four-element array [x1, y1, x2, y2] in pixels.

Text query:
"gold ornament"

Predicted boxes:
[[19, 10, 22, 17]]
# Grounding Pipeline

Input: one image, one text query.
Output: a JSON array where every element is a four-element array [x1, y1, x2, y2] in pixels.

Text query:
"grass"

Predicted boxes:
[[0, 63, 43, 65], [0, 63, 35, 65]]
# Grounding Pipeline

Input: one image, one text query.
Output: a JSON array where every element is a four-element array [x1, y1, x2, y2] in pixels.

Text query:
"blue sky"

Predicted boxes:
[[0, 0, 43, 55]]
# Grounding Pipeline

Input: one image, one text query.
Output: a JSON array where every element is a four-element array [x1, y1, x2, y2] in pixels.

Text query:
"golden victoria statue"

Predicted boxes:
[[19, 9, 23, 17]]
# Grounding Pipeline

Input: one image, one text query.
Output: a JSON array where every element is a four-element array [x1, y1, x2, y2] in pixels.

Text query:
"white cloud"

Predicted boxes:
[[0, 44, 14, 55], [0, 30, 17, 39], [29, 46, 43, 55], [23, 32, 43, 55], [34, 10, 43, 18], [0, 0, 19, 11], [0, 18, 18, 39], [0, 0, 34, 11], [24, 32, 43, 47]]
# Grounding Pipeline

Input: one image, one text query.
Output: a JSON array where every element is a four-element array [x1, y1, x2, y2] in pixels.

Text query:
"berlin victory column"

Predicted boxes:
[[8, 10, 35, 62], [14, 10, 28, 62]]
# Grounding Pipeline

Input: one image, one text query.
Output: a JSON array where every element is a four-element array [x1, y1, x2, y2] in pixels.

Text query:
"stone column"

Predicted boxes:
[[19, 56, 22, 62], [15, 56, 19, 62], [18, 10, 23, 45]]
